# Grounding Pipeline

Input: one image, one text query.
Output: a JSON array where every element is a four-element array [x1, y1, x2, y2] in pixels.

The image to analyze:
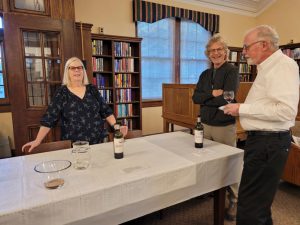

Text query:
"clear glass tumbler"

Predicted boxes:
[[72, 141, 91, 170]]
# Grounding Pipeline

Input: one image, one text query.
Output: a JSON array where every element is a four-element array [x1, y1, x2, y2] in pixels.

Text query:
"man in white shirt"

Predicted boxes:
[[224, 25, 299, 225]]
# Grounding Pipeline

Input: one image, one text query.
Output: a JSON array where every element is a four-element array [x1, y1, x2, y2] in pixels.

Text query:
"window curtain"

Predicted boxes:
[[133, 0, 219, 34]]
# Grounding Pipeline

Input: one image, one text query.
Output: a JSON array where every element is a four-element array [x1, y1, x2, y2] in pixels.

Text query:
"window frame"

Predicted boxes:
[[9, 0, 50, 16], [0, 28, 10, 112], [137, 18, 211, 107]]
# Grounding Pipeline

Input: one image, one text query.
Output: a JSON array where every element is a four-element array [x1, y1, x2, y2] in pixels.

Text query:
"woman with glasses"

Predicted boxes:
[[22, 57, 127, 153], [192, 34, 240, 221]]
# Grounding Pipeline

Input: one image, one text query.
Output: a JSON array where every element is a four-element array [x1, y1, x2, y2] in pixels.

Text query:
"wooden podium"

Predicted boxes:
[[162, 83, 253, 141]]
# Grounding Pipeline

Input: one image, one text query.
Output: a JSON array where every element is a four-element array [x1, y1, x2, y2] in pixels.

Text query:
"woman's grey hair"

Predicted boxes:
[[205, 34, 229, 59], [62, 57, 89, 85], [246, 25, 279, 50]]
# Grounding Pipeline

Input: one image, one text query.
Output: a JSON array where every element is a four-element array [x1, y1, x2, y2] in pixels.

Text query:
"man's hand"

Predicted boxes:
[[224, 103, 240, 116], [212, 89, 223, 97], [120, 126, 128, 137]]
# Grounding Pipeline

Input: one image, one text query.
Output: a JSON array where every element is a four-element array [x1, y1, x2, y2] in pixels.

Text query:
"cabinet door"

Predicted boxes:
[[4, 13, 75, 155]]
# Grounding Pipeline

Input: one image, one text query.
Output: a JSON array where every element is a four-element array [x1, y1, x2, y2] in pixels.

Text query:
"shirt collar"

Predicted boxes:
[[257, 49, 282, 71]]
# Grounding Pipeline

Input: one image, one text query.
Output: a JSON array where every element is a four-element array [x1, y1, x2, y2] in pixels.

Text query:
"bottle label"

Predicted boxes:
[[194, 130, 203, 143], [114, 138, 124, 153]]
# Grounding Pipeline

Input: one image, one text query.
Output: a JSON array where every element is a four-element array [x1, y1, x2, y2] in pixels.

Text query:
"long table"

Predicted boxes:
[[0, 132, 243, 225]]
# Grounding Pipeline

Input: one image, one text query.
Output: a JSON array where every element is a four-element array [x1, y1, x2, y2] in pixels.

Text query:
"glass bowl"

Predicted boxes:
[[34, 160, 72, 189]]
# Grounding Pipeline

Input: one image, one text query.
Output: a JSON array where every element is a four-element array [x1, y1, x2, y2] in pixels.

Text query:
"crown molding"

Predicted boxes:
[[174, 0, 276, 17]]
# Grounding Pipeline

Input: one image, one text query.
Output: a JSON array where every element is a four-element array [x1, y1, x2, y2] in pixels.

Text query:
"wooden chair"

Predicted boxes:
[[282, 142, 300, 186], [25, 140, 72, 155]]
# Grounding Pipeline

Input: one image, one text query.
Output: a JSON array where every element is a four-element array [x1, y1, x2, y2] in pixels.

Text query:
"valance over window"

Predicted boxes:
[[133, 0, 219, 33]]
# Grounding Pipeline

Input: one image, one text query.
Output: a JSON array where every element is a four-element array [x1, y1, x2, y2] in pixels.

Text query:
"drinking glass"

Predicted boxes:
[[223, 91, 235, 103], [72, 141, 91, 170]]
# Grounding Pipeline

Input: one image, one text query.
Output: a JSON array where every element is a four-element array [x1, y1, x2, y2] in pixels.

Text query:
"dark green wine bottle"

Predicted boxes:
[[113, 124, 124, 159], [194, 116, 204, 148]]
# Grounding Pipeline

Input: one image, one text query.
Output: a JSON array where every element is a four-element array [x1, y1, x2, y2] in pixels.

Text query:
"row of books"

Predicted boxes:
[[114, 58, 134, 72], [114, 42, 132, 57], [228, 51, 239, 62], [115, 73, 132, 88], [92, 40, 104, 55], [92, 57, 104, 72], [282, 48, 300, 59], [93, 73, 107, 88], [98, 89, 112, 103], [239, 74, 251, 82], [115, 103, 133, 117], [116, 89, 132, 103], [239, 64, 252, 73], [119, 118, 133, 130]]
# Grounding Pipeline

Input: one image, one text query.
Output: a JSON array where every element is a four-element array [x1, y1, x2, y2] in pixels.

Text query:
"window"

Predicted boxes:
[[23, 31, 61, 107], [180, 19, 211, 84], [9, 0, 50, 15], [137, 18, 211, 101], [138, 19, 174, 100], [0, 16, 9, 108]]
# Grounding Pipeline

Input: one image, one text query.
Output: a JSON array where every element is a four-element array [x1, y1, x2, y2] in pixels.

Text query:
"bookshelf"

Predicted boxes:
[[280, 42, 300, 72], [228, 47, 256, 82], [91, 34, 142, 138]]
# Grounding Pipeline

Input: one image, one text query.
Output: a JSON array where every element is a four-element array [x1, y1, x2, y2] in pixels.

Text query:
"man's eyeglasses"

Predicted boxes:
[[69, 66, 84, 71], [243, 40, 264, 51], [208, 48, 224, 54]]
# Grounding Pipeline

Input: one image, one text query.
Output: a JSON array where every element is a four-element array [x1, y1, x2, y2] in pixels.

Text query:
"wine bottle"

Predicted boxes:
[[194, 116, 204, 148], [113, 124, 124, 159]]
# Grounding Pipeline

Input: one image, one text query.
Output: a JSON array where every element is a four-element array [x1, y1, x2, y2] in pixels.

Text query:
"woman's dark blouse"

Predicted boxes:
[[40, 84, 113, 144]]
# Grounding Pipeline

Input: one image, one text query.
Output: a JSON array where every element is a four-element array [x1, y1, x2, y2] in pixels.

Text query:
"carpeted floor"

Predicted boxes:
[[122, 181, 300, 225]]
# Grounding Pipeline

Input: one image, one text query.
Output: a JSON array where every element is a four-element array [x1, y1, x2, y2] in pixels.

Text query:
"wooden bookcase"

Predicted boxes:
[[91, 34, 142, 138], [280, 42, 300, 72], [228, 47, 257, 82]]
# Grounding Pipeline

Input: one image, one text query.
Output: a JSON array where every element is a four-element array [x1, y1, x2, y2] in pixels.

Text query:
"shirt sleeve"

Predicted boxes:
[[192, 70, 215, 105], [40, 86, 65, 128], [193, 65, 239, 107], [239, 60, 299, 122]]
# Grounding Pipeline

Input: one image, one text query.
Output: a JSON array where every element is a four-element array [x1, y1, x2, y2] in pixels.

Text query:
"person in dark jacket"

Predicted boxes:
[[192, 34, 240, 221]]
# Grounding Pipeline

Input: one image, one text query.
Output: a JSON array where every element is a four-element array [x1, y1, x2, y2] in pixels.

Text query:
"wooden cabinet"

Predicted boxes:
[[162, 83, 252, 141], [162, 84, 199, 132], [228, 47, 256, 82], [90, 34, 142, 138], [282, 142, 300, 186]]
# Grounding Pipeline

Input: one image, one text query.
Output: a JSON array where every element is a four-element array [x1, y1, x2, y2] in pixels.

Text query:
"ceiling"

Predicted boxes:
[[175, 0, 276, 17]]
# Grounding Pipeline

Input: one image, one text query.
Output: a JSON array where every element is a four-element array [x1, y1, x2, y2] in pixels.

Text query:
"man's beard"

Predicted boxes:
[[246, 58, 255, 65]]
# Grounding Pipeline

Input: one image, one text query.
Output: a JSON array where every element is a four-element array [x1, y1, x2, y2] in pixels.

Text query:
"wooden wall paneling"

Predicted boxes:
[[51, 0, 75, 20], [75, 22, 93, 82]]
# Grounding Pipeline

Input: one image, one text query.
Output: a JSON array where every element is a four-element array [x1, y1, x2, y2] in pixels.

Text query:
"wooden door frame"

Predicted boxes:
[[4, 13, 76, 155]]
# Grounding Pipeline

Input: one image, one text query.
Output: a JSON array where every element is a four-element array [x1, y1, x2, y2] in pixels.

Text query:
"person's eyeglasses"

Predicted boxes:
[[68, 66, 83, 71], [208, 48, 224, 54], [243, 40, 264, 51]]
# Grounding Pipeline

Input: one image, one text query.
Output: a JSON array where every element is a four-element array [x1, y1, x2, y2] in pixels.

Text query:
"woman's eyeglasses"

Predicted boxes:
[[68, 66, 83, 71]]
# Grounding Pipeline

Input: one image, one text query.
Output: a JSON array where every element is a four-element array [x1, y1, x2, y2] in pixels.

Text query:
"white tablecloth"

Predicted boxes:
[[0, 132, 243, 225]]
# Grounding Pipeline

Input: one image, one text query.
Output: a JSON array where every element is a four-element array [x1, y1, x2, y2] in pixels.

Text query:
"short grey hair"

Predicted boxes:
[[246, 25, 279, 50], [205, 34, 229, 58], [62, 57, 89, 85]]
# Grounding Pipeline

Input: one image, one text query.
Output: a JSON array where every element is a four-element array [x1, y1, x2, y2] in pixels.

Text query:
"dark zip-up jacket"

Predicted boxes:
[[192, 62, 239, 126]]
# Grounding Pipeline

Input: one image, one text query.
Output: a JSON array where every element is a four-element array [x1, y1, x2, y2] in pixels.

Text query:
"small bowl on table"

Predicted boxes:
[[34, 160, 71, 189]]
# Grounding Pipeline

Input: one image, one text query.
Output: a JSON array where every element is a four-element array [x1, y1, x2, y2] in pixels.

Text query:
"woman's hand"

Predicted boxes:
[[22, 140, 41, 153], [120, 125, 128, 137]]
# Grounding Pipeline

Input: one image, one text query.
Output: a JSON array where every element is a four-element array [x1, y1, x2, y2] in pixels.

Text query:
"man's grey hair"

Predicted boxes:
[[205, 33, 229, 58], [246, 25, 279, 50]]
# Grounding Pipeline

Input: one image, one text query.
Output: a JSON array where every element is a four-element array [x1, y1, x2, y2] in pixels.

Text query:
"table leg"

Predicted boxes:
[[213, 187, 226, 225], [163, 120, 170, 133]]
